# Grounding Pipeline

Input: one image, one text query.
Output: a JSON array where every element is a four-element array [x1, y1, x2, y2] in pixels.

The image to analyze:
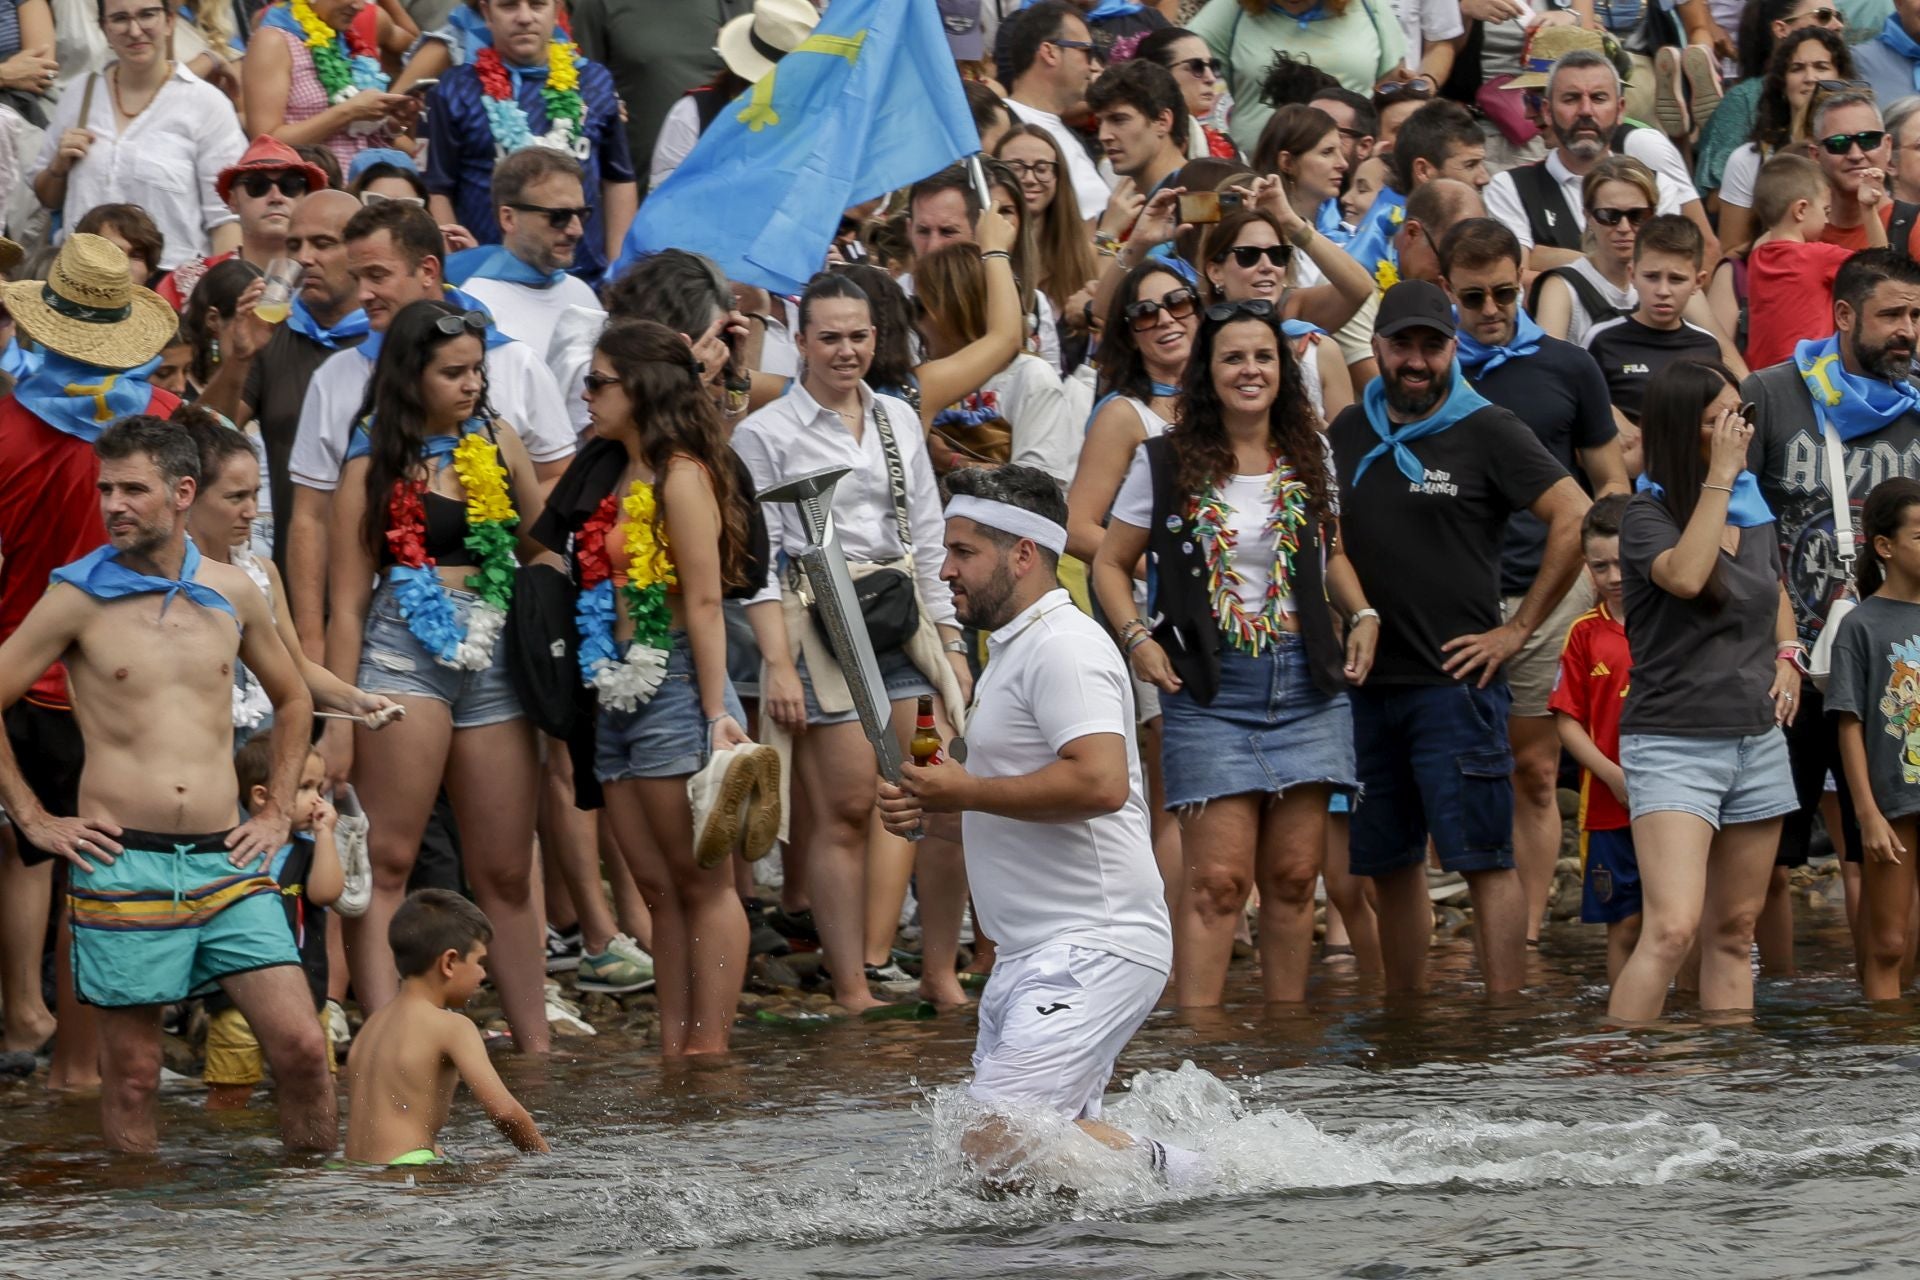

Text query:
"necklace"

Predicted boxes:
[[574, 479, 677, 709], [383, 426, 519, 670], [1189, 459, 1310, 656], [110, 62, 170, 121], [474, 39, 589, 159], [282, 0, 387, 105]]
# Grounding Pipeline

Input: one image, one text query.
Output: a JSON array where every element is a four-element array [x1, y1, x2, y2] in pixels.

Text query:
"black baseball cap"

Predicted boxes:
[[1374, 280, 1456, 340]]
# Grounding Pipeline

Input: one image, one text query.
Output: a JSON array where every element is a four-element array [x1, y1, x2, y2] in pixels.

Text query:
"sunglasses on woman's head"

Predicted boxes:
[[432, 310, 491, 336], [1204, 298, 1276, 322], [1452, 284, 1520, 311], [1588, 205, 1652, 227], [1125, 287, 1198, 331], [237, 172, 309, 199], [362, 190, 425, 207], [1171, 56, 1223, 78], [1818, 129, 1888, 155], [1215, 243, 1292, 270], [1374, 79, 1434, 101], [1813, 78, 1872, 93]]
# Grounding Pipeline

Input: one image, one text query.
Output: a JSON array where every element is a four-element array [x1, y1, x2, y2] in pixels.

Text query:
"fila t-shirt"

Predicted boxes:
[[1582, 315, 1720, 424]]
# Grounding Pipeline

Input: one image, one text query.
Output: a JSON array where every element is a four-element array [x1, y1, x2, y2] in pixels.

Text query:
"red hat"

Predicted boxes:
[[215, 136, 332, 204]]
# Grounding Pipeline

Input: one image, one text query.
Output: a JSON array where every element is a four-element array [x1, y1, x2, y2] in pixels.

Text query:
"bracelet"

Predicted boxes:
[[1094, 232, 1123, 256], [1117, 617, 1148, 642], [1288, 224, 1315, 250], [1349, 607, 1379, 627], [1776, 642, 1807, 660], [1701, 482, 1735, 494], [1123, 629, 1153, 654], [980, 249, 1012, 262]]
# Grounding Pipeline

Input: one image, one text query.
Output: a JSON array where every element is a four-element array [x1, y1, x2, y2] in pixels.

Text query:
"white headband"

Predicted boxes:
[[945, 495, 1069, 556]]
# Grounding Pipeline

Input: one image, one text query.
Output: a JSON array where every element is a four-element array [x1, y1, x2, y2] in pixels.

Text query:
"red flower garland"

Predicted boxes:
[[474, 44, 513, 99], [575, 492, 617, 588], [386, 479, 432, 568]]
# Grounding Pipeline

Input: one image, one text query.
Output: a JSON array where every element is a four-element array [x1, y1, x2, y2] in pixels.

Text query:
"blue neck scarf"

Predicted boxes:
[[1794, 333, 1920, 441], [1880, 14, 1920, 93], [357, 287, 512, 365], [1, 338, 39, 381], [13, 351, 158, 444], [1315, 197, 1347, 239], [257, 4, 305, 38], [1353, 362, 1493, 484], [1637, 472, 1775, 529], [446, 243, 567, 290], [1282, 2, 1326, 29], [50, 538, 236, 620], [286, 297, 369, 351], [1456, 307, 1544, 377], [344, 418, 483, 465], [1150, 379, 1180, 396]]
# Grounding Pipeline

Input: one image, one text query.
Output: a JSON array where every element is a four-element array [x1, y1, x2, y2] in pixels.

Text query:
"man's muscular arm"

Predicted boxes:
[[227, 583, 314, 866], [0, 586, 123, 869]]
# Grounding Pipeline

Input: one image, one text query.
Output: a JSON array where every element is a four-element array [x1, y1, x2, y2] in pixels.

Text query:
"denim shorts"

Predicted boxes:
[[1580, 827, 1642, 924], [1619, 729, 1798, 829], [356, 579, 524, 729], [797, 645, 936, 727], [595, 634, 748, 782], [1348, 681, 1516, 877], [1159, 635, 1355, 809]]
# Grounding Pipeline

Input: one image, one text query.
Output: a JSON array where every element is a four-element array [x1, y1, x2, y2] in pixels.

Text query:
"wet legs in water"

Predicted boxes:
[[1509, 714, 1563, 946], [1174, 788, 1329, 1005], [0, 827, 55, 1053]]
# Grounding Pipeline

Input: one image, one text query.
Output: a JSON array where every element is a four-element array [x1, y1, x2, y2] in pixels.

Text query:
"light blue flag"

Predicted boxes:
[[610, 0, 977, 294]]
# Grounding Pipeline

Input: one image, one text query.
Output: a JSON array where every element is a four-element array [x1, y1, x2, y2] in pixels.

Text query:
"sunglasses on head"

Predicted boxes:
[[1813, 78, 1872, 93], [509, 201, 592, 229], [1818, 129, 1888, 155], [1204, 298, 1276, 323], [1171, 56, 1223, 78], [1215, 243, 1292, 270], [1452, 283, 1521, 310], [1374, 79, 1434, 102], [1588, 205, 1652, 227], [363, 189, 425, 207], [236, 171, 309, 199], [1125, 286, 1198, 331], [432, 310, 491, 336]]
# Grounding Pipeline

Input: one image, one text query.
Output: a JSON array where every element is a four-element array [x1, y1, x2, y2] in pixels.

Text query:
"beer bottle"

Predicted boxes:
[[910, 694, 942, 765]]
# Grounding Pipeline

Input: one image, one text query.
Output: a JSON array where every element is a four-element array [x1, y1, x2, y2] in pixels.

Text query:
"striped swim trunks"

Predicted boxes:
[[68, 828, 300, 1008]]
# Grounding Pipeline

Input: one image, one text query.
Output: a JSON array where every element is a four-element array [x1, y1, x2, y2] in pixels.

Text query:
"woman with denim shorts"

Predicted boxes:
[[1092, 300, 1381, 1007], [1609, 360, 1803, 1023], [533, 320, 774, 1056], [323, 300, 554, 1052]]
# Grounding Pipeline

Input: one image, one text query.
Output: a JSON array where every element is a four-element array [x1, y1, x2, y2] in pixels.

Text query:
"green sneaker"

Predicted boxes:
[[575, 933, 656, 993]]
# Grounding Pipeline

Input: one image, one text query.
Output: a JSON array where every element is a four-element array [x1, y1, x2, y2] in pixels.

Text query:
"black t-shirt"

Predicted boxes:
[[1328, 400, 1570, 684], [1469, 336, 1618, 595], [1618, 492, 1782, 737], [244, 326, 364, 572], [1582, 315, 1721, 423]]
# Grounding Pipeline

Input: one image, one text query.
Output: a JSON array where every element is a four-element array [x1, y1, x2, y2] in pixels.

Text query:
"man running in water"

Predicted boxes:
[[877, 465, 1203, 1189], [0, 416, 333, 1154]]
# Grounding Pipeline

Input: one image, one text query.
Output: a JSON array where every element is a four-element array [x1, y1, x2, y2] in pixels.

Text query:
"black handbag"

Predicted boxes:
[[504, 561, 583, 740], [807, 398, 921, 652]]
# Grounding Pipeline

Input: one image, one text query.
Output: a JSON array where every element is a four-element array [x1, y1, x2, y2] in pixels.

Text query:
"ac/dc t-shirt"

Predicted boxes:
[[1328, 401, 1569, 684]]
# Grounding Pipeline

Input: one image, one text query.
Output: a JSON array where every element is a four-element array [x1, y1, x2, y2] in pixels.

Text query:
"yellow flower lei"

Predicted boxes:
[[451, 431, 519, 612], [547, 36, 580, 94], [621, 482, 677, 590]]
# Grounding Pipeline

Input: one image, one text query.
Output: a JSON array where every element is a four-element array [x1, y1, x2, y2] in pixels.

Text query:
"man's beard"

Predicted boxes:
[[108, 515, 172, 558], [955, 562, 1019, 631], [1852, 330, 1916, 382], [1560, 115, 1608, 161], [1384, 363, 1450, 417]]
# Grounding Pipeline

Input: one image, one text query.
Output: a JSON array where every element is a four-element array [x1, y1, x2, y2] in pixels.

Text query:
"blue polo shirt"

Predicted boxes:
[[424, 54, 636, 283]]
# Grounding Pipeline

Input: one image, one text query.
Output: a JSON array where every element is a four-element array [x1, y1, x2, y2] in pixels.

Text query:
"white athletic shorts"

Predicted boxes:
[[967, 942, 1165, 1121]]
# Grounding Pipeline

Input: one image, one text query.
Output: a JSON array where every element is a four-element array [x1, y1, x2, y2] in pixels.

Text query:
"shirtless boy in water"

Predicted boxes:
[[0, 416, 331, 1153], [345, 889, 549, 1165]]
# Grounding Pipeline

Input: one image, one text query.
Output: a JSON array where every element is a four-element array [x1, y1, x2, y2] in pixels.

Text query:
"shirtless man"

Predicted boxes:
[[345, 889, 548, 1165], [0, 416, 332, 1154]]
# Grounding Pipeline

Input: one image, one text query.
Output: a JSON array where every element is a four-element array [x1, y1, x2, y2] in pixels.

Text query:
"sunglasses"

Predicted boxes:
[[1788, 6, 1844, 23], [1171, 56, 1223, 78], [1374, 79, 1434, 102], [1588, 205, 1652, 227], [362, 189, 425, 207], [1813, 78, 1872, 93], [433, 310, 491, 336], [1818, 129, 1888, 154], [509, 202, 591, 229], [1002, 159, 1058, 180], [583, 371, 621, 393], [1047, 37, 1095, 52], [1204, 298, 1276, 322], [1215, 243, 1292, 270], [236, 171, 309, 199], [1125, 286, 1198, 331], [1453, 284, 1521, 310]]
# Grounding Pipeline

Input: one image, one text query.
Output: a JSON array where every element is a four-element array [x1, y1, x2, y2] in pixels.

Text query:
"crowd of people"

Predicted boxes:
[[4, 0, 1920, 1181]]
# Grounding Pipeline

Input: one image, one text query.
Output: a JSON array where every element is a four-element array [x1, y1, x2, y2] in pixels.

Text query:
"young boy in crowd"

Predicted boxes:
[[1583, 214, 1724, 427], [203, 742, 341, 1109], [345, 889, 549, 1165], [1742, 153, 1882, 370], [1549, 495, 1641, 983]]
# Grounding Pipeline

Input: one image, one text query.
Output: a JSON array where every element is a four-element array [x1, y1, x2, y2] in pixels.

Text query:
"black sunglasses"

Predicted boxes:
[[509, 201, 591, 229], [1453, 283, 1521, 310], [1047, 37, 1095, 52], [1125, 286, 1198, 331], [1819, 129, 1888, 155], [1791, 8, 1845, 24], [583, 371, 620, 393], [1204, 298, 1276, 322], [1171, 56, 1223, 78], [1374, 79, 1434, 102], [236, 171, 309, 199], [433, 309, 491, 336], [1813, 78, 1872, 93], [1215, 243, 1292, 270], [1588, 205, 1653, 227]]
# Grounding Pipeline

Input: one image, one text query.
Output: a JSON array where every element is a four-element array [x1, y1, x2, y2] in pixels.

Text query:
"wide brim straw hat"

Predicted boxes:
[[3, 233, 178, 370], [1510, 25, 1631, 90], [716, 0, 820, 84]]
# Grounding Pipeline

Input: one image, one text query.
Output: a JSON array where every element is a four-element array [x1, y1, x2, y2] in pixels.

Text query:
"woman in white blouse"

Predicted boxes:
[[735, 271, 982, 1017], [29, 0, 244, 271]]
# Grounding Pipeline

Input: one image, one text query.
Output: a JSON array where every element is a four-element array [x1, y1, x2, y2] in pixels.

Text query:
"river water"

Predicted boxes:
[[7, 900, 1920, 1278]]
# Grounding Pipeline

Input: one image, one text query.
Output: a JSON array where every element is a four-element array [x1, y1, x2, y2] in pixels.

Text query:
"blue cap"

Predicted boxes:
[[348, 148, 420, 184]]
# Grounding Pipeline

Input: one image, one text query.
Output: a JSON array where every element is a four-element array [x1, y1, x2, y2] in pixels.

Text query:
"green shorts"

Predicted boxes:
[[67, 828, 299, 1008]]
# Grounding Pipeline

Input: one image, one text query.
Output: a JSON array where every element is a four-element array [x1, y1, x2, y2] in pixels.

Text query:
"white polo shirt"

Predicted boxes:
[[961, 588, 1172, 974]]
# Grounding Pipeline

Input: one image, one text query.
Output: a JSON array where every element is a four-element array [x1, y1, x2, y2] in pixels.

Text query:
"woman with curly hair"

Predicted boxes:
[[1091, 299, 1378, 1007], [1713, 26, 1854, 250]]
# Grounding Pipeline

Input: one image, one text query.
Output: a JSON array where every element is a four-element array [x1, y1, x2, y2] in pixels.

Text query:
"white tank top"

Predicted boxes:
[[1119, 394, 1172, 439], [229, 545, 275, 731]]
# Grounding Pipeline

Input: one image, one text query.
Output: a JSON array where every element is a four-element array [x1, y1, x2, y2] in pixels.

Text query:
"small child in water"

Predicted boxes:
[[344, 889, 548, 1164]]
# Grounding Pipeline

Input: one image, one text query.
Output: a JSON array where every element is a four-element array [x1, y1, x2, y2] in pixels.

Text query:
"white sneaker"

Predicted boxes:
[[687, 744, 781, 868], [542, 979, 596, 1037], [332, 784, 372, 919]]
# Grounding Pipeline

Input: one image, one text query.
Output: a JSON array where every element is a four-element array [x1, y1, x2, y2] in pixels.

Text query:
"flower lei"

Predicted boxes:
[[1190, 460, 1310, 656], [473, 39, 590, 160], [574, 481, 677, 710], [384, 432, 519, 671], [288, 0, 387, 105]]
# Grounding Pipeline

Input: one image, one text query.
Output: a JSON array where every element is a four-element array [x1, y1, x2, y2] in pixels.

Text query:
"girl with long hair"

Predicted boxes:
[[1715, 27, 1855, 250], [1694, 0, 1850, 197], [323, 299, 553, 1051], [1608, 360, 1801, 1023], [1092, 302, 1378, 1006], [1533, 155, 1660, 349], [1198, 204, 1354, 421], [532, 319, 773, 1056], [1131, 26, 1237, 159], [994, 124, 1101, 317]]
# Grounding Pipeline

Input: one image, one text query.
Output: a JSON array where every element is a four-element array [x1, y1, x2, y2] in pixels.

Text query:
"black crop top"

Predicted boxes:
[[376, 429, 506, 570]]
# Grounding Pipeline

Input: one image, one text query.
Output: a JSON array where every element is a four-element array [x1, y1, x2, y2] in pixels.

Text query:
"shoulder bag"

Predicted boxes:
[[806, 398, 922, 653]]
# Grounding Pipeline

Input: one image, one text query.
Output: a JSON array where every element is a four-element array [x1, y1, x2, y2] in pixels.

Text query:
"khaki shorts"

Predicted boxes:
[[1499, 575, 1598, 719], [203, 1005, 336, 1087]]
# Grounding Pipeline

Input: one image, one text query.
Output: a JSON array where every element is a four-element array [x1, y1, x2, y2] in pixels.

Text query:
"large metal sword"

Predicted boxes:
[[759, 466, 922, 840]]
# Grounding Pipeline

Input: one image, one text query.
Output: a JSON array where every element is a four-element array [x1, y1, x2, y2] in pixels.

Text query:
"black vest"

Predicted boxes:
[[1507, 125, 1640, 252], [1141, 436, 1345, 707]]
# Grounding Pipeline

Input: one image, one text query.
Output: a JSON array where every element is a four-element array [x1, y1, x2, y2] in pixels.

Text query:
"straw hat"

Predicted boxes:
[[3, 234, 178, 370], [716, 0, 819, 84], [0, 236, 20, 275], [1510, 25, 1632, 90]]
